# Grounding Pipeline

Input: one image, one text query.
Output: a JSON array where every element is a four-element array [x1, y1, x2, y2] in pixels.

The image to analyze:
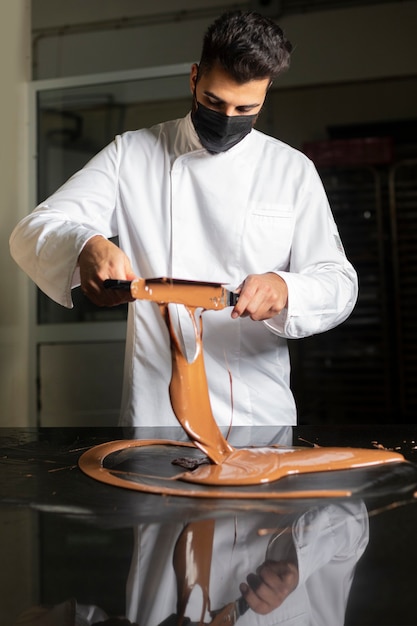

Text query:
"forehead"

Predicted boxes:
[[197, 64, 270, 105]]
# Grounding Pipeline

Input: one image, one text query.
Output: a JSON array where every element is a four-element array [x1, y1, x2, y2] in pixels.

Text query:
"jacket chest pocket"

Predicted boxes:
[[250, 202, 293, 218], [241, 203, 295, 272]]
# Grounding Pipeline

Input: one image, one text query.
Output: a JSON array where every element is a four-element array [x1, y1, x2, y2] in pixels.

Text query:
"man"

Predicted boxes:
[[10, 11, 357, 428]]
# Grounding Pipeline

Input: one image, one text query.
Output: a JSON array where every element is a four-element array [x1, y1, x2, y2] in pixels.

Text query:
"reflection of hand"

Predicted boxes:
[[231, 273, 288, 321], [78, 235, 136, 307], [239, 559, 299, 615]]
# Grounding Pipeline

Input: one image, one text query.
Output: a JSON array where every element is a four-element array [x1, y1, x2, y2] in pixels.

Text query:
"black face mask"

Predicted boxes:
[[191, 101, 256, 153]]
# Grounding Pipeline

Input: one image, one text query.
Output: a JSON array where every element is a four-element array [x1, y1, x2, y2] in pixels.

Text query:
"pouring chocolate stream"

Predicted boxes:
[[105, 277, 236, 464]]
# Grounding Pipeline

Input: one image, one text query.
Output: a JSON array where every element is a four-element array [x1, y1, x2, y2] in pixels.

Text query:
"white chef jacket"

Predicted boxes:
[[10, 113, 358, 427]]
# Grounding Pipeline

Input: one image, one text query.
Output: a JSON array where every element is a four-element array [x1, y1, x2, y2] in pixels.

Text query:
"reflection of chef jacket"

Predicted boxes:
[[10, 113, 357, 427], [126, 502, 369, 626]]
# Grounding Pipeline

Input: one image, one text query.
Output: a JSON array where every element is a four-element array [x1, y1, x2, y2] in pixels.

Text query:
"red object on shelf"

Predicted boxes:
[[303, 137, 394, 168]]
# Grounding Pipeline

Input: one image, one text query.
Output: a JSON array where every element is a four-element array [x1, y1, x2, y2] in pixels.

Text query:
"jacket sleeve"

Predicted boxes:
[[9, 138, 120, 308], [264, 160, 358, 339]]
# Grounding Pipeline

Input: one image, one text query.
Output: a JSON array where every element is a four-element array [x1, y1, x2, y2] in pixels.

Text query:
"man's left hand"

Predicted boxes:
[[231, 272, 288, 321], [239, 559, 299, 615]]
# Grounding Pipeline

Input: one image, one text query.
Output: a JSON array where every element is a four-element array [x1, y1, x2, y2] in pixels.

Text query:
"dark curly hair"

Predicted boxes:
[[197, 11, 293, 84]]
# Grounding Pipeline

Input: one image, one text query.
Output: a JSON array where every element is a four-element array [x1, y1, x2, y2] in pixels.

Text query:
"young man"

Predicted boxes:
[[10, 11, 357, 428]]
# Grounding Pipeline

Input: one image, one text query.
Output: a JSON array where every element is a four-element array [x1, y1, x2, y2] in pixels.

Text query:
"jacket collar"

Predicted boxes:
[[183, 111, 203, 151]]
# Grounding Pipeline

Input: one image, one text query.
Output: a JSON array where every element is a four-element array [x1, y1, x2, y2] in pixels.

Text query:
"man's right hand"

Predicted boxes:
[[78, 235, 136, 307]]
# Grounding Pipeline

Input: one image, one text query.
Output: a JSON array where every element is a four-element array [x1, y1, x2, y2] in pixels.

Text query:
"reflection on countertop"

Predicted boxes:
[[1, 426, 417, 625]]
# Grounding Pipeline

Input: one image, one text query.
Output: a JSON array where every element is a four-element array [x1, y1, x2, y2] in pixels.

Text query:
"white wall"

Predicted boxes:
[[32, 1, 417, 85], [1, 1, 31, 427], [279, 1, 417, 87], [0, 2, 36, 622], [31, 0, 237, 28]]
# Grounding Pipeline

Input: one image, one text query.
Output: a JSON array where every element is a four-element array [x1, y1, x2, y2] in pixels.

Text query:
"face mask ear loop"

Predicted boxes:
[[192, 89, 198, 114]]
